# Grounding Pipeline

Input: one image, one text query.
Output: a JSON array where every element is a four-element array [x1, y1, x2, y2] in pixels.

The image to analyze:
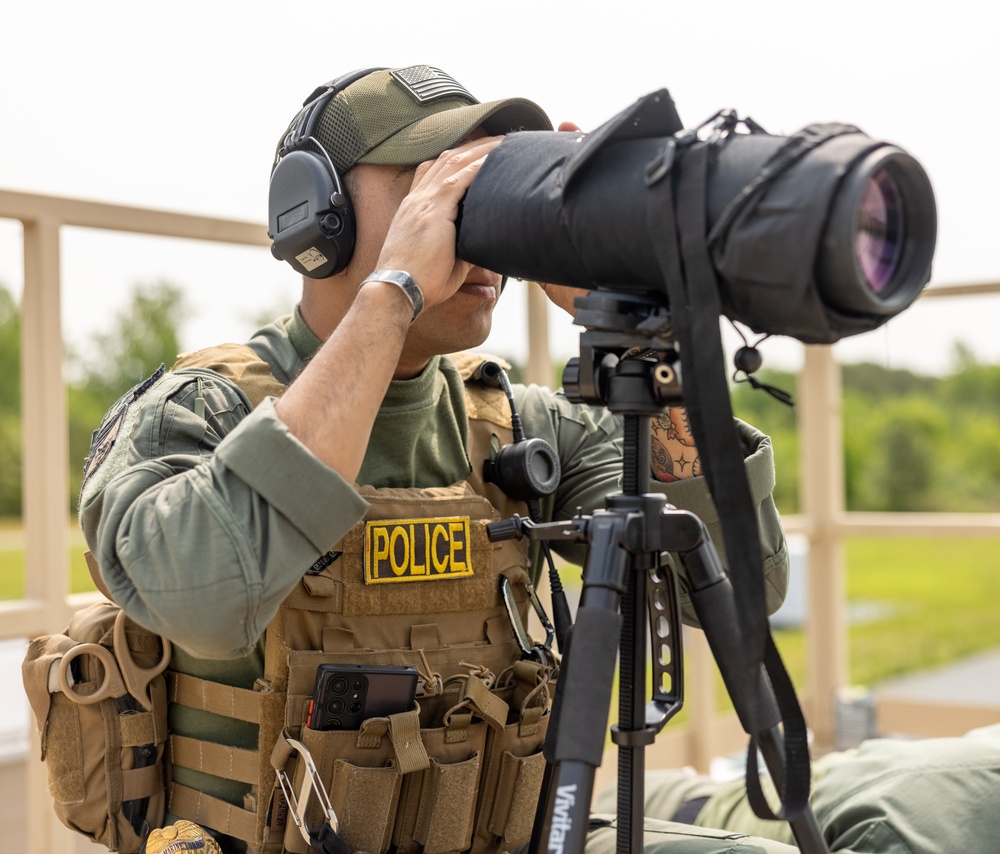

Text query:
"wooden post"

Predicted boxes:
[[686, 627, 717, 772], [525, 282, 554, 388], [798, 345, 848, 751], [21, 216, 76, 854]]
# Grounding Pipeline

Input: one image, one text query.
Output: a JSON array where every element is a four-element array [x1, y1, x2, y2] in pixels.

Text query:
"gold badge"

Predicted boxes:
[[364, 517, 473, 584]]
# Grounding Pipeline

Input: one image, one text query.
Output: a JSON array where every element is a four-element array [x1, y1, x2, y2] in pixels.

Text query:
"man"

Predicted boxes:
[[79, 66, 790, 853]]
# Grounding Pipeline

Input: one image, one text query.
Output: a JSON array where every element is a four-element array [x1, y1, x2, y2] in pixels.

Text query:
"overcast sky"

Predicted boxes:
[[2, 0, 997, 377]]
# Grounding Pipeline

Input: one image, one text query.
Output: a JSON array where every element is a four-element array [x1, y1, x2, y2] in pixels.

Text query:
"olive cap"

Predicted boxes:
[[280, 65, 552, 173]]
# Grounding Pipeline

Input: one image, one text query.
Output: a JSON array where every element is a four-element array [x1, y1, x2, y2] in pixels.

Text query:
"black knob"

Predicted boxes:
[[319, 213, 343, 237]]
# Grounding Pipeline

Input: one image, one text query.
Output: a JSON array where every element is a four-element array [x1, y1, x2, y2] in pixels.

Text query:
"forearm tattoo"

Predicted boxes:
[[650, 408, 701, 483]]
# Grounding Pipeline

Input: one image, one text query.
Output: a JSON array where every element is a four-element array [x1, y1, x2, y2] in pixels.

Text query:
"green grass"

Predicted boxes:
[[0, 519, 96, 599], [0, 547, 96, 598], [560, 535, 1000, 721], [843, 537, 1000, 683], [704, 536, 1000, 714]]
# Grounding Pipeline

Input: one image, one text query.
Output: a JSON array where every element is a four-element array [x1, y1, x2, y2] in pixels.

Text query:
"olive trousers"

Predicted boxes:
[[587, 724, 1000, 854]]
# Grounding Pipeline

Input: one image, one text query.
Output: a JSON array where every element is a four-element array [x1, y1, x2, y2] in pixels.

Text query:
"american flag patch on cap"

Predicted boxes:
[[391, 66, 478, 104]]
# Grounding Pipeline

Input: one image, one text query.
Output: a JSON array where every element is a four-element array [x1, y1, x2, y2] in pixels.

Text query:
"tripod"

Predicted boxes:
[[488, 292, 828, 854]]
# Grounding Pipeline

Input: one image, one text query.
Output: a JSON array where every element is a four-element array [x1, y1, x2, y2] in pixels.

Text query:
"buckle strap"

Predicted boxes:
[[460, 673, 509, 730], [387, 708, 429, 775], [122, 762, 162, 800], [357, 717, 389, 748]]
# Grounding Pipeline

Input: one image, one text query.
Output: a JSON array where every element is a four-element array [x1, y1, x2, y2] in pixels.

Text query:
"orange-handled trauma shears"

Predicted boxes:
[[57, 610, 171, 711]]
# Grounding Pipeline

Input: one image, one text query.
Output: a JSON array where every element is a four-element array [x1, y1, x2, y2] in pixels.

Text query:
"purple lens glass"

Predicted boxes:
[[856, 169, 904, 294]]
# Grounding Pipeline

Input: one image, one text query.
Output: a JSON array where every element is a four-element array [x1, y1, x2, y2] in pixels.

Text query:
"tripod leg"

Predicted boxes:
[[616, 565, 646, 853], [613, 550, 686, 853], [532, 514, 630, 854]]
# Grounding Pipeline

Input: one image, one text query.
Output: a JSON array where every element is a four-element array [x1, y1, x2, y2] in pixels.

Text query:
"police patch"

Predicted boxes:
[[81, 365, 166, 488], [390, 66, 477, 105], [364, 517, 473, 584]]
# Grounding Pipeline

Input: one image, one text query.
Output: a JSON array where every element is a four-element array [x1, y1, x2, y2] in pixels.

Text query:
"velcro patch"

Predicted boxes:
[[81, 365, 166, 488], [390, 66, 477, 105], [364, 517, 473, 584]]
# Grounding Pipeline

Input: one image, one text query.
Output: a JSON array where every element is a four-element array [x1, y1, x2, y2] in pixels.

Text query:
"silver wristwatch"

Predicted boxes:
[[361, 270, 425, 322]]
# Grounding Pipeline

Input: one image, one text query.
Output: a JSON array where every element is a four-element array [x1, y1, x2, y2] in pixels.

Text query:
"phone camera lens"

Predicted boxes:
[[330, 677, 348, 695], [327, 698, 345, 716], [349, 701, 362, 715]]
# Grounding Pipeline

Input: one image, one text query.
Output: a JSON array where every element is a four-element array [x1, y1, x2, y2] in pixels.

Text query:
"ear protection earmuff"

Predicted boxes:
[[268, 67, 388, 279]]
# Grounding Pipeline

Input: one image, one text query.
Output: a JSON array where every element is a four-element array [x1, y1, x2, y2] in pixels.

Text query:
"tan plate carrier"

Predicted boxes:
[[157, 347, 555, 854]]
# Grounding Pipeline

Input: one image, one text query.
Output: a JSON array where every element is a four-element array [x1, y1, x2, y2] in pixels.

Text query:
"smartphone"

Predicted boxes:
[[306, 663, 419, 730]]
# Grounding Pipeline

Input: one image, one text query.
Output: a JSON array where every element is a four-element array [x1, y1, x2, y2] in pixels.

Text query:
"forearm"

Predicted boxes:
[[651, 407, 702, 482], [275, 282, 412, 483]]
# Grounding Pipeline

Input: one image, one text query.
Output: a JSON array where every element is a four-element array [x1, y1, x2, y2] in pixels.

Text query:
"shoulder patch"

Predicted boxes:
[[81, 365, 166, 488]]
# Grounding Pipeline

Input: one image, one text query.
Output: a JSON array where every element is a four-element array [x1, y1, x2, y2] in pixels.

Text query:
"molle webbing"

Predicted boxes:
[[163, 347, 550, 853]]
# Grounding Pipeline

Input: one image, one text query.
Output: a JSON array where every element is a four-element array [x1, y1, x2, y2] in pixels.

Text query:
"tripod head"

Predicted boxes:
[[562, 291, 682, 416], [486, 288, 828, 854]]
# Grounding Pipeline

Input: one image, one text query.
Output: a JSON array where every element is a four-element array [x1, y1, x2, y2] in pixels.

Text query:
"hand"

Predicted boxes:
[[533, 280, 590, 316], [374, 135, 503, 309]]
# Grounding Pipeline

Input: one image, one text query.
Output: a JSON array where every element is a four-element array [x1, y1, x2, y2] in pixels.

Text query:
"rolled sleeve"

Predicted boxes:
[[82, 373, 370, 659], [216, 398, 369, 553]]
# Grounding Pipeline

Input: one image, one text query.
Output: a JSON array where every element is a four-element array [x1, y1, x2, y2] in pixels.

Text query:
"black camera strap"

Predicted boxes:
[[644, 139, 812, 824]]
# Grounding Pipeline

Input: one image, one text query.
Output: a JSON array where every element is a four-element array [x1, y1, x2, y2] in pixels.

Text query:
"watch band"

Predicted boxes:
[[361, 270, 425, 322]]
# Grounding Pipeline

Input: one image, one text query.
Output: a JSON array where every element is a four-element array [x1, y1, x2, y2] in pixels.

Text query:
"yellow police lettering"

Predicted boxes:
[[449, 521, 467, 572], [432, 524, 449, 573], [409, 524, 426, 574], [364, 517, 473, 584], [372, 527, 390, 567], [390, 527, 408, 575]]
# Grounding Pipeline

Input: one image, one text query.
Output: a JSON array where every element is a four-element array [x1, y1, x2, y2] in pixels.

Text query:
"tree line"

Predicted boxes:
[[0, 281, 185, 516], [730, 346, 1000, 515], [2, 279, 1000, 518]]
